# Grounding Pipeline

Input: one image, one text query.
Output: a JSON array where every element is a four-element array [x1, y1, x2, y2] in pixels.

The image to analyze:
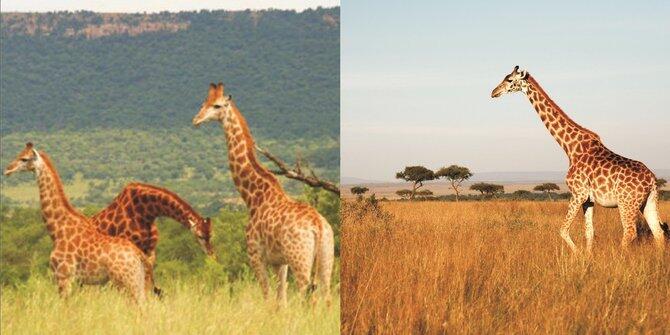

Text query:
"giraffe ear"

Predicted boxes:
[[216, 82, 224, 95], [31, 148, 40, 160], [520, 70, 528, 78]]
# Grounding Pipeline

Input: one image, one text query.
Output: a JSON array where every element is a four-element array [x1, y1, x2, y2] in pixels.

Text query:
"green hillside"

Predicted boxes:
[[0, 8, 340, 210], [0, 8, 339, 138]]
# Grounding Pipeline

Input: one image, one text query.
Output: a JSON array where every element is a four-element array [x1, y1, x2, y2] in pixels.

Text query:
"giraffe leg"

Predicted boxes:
[[618, 203, 641, 249], [147, 250, 162, 298], [560, 195, 586, 254], [110, 259, 146, 304], [52, 260, 74, 299], [248, 244, 270, 300], [642, 189, 665, 250], [56, 275, 74, 299], [273, 264, 288, 307], [288, 236, 316, 303], [582, 200, 595, 255]]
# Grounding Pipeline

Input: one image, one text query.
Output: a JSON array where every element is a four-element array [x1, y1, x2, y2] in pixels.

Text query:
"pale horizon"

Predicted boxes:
[[342, 1, 670, 182]]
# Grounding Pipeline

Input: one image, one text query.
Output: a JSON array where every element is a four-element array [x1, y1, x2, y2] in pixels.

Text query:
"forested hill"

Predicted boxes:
[[0, 8, 339, 139], [0, 9, 339, 211]]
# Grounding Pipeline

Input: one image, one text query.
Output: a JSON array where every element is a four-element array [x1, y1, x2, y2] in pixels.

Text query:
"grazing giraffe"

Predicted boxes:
[[491, 66, 665, 253], [4, 143, 153, 302], [91, 182, 214, 296], [192, 83, 334, 305]]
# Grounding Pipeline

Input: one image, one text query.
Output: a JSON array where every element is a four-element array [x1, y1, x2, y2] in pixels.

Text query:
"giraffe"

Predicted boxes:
[[91, 182, 214, 296], [192, 83, 334, 305], [4, 143, 153, 302], [491, 66, 665, 253]]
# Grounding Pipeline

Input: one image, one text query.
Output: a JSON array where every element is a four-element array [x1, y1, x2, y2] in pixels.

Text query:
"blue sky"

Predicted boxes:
[[342, 1, 670, 181], [0, 0, 339, 12]]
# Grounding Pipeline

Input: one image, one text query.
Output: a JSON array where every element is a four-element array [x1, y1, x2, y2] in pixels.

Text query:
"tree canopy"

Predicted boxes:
[[533, 183, 560, 200], [435, 164, 472, 201], [395, 166, 435, 199], [470, 183, 504, 196]]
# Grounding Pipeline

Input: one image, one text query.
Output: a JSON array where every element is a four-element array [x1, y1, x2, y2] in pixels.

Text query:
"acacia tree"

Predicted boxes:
[[657, 178, 667, 189], [395, 166, 435, 200], [512, 189, 533, 199], [396, 189, 413, 200], [533, 183, 560, 201], [415, 189, 434, 199], [435, 165, 473, 201], [350, 186, 369, 201], [470, 183, 504, 198]]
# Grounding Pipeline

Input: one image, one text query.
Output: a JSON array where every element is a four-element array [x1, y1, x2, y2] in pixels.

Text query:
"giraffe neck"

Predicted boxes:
[[34, 152, 88, 238], [524, 75, 601, 161], [128, 184, 202, 228], [220, 102, 286, 209]]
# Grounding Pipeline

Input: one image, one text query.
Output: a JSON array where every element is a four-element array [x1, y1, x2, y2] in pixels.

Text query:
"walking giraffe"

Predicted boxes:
[[4, 143, 153, 302], [491, 66, 665, 253], [91, 182, 214, 296], [192, 83, 334, 305]]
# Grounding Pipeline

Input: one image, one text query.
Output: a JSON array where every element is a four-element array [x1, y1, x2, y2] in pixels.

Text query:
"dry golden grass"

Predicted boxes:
[[341, 200, 670, 334]]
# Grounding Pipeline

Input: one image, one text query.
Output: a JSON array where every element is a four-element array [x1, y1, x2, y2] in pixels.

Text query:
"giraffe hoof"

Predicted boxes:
[[153, 287, 163, 299]]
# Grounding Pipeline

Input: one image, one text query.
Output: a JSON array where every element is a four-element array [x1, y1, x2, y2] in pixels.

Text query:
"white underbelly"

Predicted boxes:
[[592, 193, 618, 208]]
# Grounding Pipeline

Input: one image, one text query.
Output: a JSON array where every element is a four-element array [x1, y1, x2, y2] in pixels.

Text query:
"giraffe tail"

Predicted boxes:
[[643, 184, 669, 242], [311, 215, 334, 303]]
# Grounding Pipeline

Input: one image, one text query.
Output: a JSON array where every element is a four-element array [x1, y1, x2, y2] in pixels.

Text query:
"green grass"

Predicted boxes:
[[1, 276, 340, 335], [1, 174, 91, 205]]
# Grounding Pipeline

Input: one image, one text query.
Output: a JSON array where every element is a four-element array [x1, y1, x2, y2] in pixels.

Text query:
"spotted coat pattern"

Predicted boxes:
[[492, 66, 665, 253], [193, 83, 334, 305], [91, 182, 213, 264], [90, 182, 213, 295], [3, 144, 153, 303]]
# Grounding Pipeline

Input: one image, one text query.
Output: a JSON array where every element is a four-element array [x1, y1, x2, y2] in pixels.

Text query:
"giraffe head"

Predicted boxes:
[[189, 217, 215, 257], [4, 142, 42, 176], [491, 66, 529, 98], [192, 82, 234, 126]]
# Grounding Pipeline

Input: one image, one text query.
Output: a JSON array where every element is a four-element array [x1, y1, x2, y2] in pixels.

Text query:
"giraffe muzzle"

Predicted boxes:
[[491, 88, 503, 98]]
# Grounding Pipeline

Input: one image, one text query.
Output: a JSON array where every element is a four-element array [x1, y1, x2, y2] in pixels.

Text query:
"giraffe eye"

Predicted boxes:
[[506, 79, 513, 83], [213, 104, 222, 109], [20, 158, 29, 162]]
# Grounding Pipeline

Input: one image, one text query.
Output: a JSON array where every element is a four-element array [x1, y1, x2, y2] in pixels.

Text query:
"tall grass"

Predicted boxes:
[[1, 275, 339, 335], [341, 201, 670, 334]]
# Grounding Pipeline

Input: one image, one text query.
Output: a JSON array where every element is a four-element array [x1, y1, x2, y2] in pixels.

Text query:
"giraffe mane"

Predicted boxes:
[[124, 182, 205, 221], [525, 75, 601, 141], [38, 152, 88, 221], [229, 101, 284, 190]]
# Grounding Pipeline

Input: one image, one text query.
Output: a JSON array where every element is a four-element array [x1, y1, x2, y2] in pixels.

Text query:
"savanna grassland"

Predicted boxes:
[[1, 276, 339, 335], [341, 200, 670, 334]]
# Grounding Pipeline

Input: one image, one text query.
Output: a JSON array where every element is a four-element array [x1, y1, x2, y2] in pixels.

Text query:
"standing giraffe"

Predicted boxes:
[[491, 66, 665, 253], [91, 182, 214, 296], [192, 83, 334, 305], [4, 143, 153, 302]]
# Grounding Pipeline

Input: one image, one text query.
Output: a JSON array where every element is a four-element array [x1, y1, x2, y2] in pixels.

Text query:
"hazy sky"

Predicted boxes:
[[0, 0, 339, 12], [342, 0, 670, 181]]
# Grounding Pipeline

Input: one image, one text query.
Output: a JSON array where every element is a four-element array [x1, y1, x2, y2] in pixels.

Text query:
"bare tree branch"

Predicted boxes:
[[256, 145, 340, 196]]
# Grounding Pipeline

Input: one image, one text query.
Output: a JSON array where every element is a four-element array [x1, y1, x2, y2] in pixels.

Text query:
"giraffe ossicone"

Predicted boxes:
[[193, 82, 334, 306], [492, 66, 666, 253]]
